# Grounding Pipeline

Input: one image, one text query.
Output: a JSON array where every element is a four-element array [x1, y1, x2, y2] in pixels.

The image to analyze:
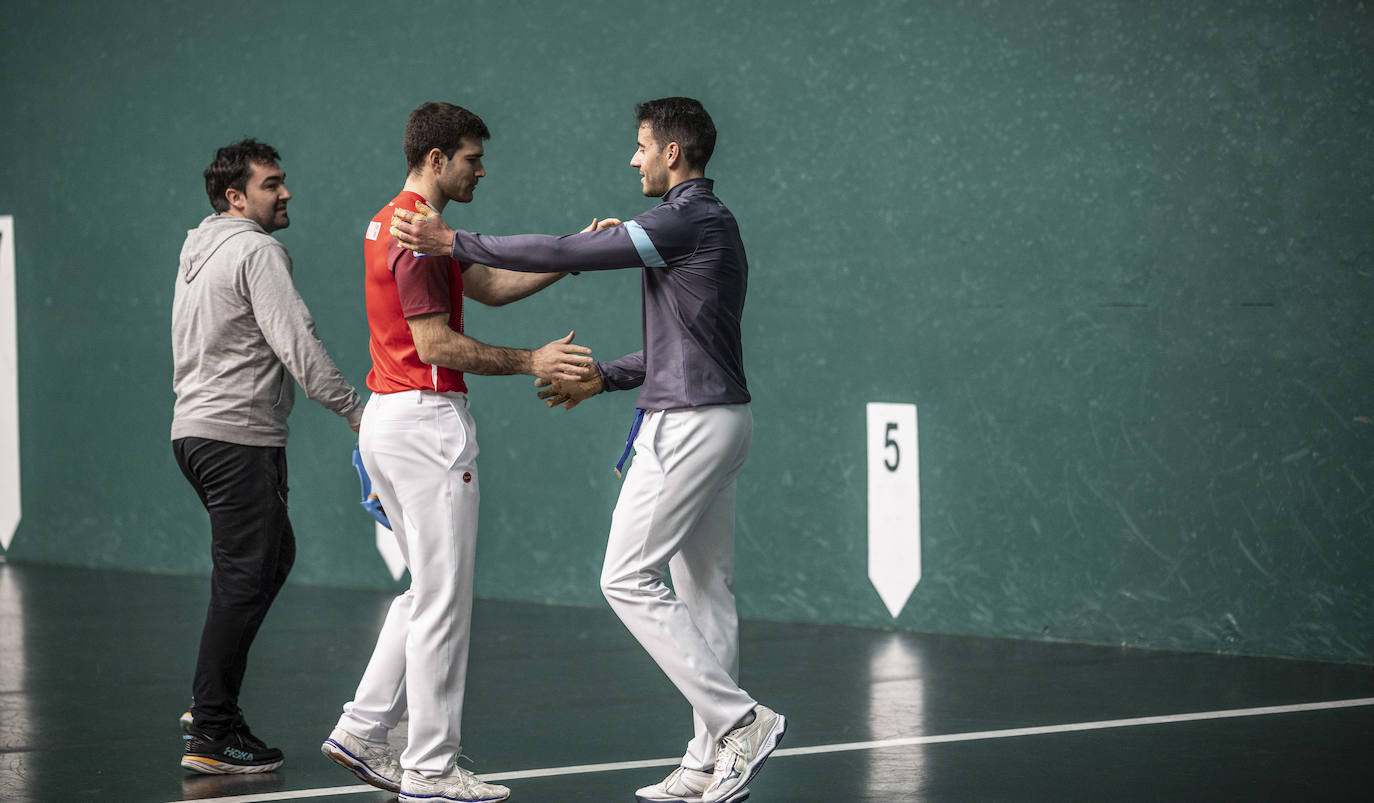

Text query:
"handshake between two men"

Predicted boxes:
[[389, 202, 623, 412]]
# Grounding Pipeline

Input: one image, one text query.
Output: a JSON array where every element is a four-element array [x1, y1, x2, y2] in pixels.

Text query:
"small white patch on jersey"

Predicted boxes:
[[365, 220, 382, 241]]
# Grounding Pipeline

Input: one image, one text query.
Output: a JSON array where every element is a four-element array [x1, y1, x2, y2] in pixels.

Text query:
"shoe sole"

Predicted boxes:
[[398, 791, 510, 803], [181, 754, 284, 774], [322, 739, 402, 793], [707, 713, 786, 803], [634, 788, 750, 803]]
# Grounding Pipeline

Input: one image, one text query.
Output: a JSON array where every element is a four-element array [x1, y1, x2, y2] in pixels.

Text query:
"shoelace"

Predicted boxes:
[[359, 741, 398, 766], [663, 766, 704, 793], [232, 728, 278, 754], [432, 763, 502, 794], [714, 733, 747, 776]]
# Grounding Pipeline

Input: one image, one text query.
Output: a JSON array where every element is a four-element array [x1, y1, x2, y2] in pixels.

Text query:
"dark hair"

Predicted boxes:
[[404, 102, 491, 172], [635, 97, 716, 171], [204, 139, 281, 213]]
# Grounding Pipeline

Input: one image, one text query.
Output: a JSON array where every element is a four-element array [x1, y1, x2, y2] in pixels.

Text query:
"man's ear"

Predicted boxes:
[[665, 142, 682, 169], [427, 147, 447, 173], [224, 187, 245, 212]]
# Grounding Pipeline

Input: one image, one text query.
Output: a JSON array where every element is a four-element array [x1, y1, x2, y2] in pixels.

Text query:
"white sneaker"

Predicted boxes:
[[635, 766, 751, 803], [702, 705, 786, 803], [321, 728, 402, 793], [399, 766, 511, 803]]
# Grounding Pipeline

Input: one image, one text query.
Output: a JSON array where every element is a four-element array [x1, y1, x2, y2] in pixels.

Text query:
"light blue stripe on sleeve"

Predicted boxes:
[[624, 220, 666, 267]]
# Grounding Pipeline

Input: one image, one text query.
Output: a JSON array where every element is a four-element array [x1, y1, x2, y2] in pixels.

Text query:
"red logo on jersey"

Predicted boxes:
[[463, 472, 472, 484]]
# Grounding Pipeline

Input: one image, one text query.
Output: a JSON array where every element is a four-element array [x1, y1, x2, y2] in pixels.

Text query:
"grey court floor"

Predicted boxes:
[[1, 561, 1371, 802]]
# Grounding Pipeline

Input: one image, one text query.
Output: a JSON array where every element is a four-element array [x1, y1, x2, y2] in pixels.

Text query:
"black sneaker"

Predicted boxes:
[[229, 716, 272, 752], [234, 724, 271, 753], [182, 728, 284, 774]]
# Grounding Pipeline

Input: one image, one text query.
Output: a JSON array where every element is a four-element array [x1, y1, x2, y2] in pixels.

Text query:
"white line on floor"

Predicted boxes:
[[169, 696, 1374, 803]]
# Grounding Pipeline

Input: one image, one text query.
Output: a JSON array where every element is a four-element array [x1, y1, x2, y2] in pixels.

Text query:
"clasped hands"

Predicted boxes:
[[531, 328, 604, 410], [535, 370, 603, 410]]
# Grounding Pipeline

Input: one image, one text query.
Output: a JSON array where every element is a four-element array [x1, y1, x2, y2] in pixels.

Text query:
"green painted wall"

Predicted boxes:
[[1, 0, 1370, 663]]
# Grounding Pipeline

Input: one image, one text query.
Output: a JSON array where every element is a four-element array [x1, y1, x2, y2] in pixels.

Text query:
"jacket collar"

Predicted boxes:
[[662, 177, 713, 202]]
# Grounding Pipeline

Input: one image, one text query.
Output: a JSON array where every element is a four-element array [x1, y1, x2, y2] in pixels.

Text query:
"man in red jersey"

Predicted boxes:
[[321, 102, 592, 803]]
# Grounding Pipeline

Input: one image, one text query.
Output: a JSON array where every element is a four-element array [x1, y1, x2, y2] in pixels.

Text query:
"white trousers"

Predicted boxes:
[[338, 391, 480, 777], [600, 405, 758, 772]]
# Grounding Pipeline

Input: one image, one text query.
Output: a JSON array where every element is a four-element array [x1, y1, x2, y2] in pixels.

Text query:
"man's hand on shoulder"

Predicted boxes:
[[391, 201, 454, 256]]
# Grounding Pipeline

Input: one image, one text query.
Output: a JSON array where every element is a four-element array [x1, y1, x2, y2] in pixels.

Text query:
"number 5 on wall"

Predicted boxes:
[[867, 403, 920, 618]]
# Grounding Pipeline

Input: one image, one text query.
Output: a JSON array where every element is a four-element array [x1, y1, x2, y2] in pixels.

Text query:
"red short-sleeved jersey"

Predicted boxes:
[[364, 191, 469, 393]]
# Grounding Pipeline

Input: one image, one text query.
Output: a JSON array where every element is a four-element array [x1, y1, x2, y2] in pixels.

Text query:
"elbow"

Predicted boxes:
[[406, 315, 454, 366], [413, 338, 438, 365]]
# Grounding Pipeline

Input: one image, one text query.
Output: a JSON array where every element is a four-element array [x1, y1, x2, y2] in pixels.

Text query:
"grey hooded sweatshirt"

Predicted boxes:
[[171, 214, 362, 447]]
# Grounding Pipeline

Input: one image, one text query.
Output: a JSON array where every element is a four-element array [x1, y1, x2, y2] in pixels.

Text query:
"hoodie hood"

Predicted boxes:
[[180, 214, 267, 282]]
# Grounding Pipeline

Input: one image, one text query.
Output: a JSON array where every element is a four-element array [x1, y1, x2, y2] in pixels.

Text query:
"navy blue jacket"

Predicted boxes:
[[447, 178, 749, 411]]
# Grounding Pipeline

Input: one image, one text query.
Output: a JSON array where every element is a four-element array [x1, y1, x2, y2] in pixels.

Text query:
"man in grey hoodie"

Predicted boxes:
[[171, 139, 362, 775]]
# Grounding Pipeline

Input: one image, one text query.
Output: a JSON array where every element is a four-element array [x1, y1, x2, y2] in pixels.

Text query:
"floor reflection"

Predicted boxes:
[[0, 563, 32, 800], [179, 771, 287, 800], [863, 632, 928, 799]]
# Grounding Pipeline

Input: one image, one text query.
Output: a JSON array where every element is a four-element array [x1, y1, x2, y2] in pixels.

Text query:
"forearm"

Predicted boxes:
[[470, 266, 566, 306], [596, 351, 646, 391], [421, 329, 533, 376], [408, 312, 590, 382], [289, 346, 363, 418], [248, 257, 361, 419], [275, 336, 361, 422], [451, 227, 641, 274], [497, 270, 564, 303]]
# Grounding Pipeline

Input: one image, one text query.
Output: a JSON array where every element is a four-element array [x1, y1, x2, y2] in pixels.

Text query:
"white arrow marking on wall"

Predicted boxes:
[[867, 402, 920, 618], [0, 217, 20, 552]]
